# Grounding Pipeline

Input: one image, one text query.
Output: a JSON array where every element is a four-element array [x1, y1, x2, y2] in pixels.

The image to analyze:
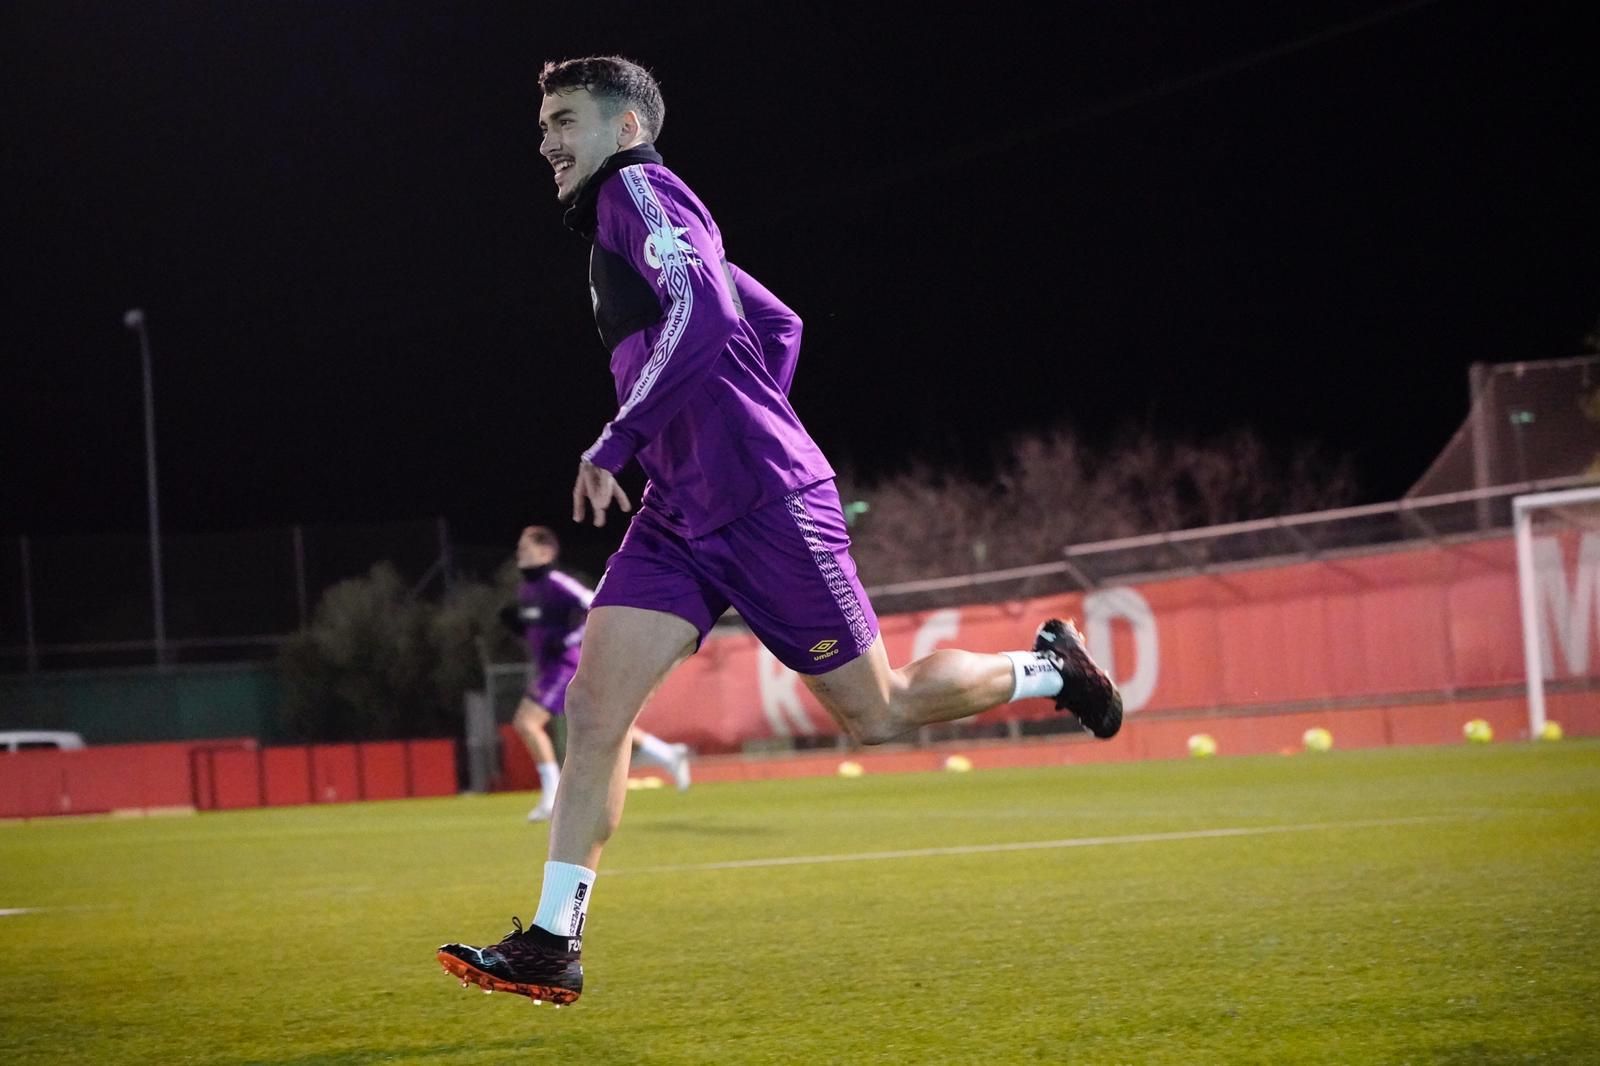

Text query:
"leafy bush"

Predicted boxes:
[[278, 562, 508, 742]]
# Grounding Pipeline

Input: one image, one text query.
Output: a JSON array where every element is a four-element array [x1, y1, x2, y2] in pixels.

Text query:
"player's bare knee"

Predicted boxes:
[[561, 677, 635, 751]]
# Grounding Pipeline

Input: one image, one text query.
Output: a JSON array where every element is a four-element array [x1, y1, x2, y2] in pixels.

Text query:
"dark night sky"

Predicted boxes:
[[4, 1, 1598, 565]]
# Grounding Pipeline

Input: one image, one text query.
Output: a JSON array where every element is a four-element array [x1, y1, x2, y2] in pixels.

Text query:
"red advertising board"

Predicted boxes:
[[635, 533, 1598, 753]]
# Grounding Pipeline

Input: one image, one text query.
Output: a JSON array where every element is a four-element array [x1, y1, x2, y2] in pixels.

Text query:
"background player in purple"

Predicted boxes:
[[438, 56, 1123, 1005], [502, 525, 690, 822]]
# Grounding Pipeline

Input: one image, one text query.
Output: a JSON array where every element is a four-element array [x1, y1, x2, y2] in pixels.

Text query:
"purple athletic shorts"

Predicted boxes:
[[591, 480, 880, 674], [525, 660, 578, 715]]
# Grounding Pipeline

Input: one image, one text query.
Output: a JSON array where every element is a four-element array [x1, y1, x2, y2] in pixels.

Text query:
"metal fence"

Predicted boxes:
[[0, 518, 457, 672], [1408, 355, 1600, 499], [861, 474, 1600, 616], [6, 475, 1593, 675]]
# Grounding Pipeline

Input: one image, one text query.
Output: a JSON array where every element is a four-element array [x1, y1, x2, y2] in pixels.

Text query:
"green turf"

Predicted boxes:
[[3, 740, 1599, 1064]]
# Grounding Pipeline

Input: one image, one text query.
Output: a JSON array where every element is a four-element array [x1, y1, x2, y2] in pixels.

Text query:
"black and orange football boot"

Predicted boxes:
[[437, 917, 583, 1006]]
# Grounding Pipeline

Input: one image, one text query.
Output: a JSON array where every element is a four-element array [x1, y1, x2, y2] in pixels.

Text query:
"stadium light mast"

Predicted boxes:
[[123, 308, 167, 666]]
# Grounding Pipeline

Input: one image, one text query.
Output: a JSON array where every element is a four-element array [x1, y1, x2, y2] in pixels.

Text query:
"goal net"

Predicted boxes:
[[1515, 485, 1600, 736]]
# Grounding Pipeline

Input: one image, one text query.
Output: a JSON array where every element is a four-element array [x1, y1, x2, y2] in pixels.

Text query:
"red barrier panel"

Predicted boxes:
[[190, 748, 216, 810], [188, 742, 260, 811], [497, 724, 536, 791], [11, 751, 68, 816], [211, 749, 263, 810], [2, 741, 249, 817], [406, 739, 457, 797], [135, 744, 196, 809], [0, 755, 22, 819], [3, 737, 458, 819], [55, 748, 127, 815], [311, 744, 360, 804], [263, 746, 313, 807], [359, 742, 409, 801]]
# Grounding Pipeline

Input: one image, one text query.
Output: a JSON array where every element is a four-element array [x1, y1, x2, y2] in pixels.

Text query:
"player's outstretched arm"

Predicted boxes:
[[572, 459, 632, 527]]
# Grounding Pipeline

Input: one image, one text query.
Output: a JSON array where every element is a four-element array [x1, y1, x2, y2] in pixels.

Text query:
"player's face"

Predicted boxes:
[[539, 89, 624, 205], [516, 530, 556, 568]]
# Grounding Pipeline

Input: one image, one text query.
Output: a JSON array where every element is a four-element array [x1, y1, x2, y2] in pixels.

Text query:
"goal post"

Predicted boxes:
[[1514, 484, 1600, 738]]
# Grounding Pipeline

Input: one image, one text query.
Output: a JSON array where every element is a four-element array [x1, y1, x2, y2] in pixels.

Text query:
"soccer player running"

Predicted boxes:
[[504, 524, 690, 823], [437, 56, 1122, 1005]]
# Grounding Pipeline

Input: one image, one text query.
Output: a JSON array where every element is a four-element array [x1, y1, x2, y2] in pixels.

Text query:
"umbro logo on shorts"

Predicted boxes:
[[810, 639, 840, 662]]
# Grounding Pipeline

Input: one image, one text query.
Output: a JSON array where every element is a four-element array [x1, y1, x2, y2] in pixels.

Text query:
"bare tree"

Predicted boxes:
[[840, 426, 1357, 588]]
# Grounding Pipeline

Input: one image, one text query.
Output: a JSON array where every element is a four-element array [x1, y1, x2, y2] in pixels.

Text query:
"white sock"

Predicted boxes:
[[536, 761, 560, 799], [633, 731, 679, 768], [532, 861, 596, 938], [1002, 650, 1064, 701]]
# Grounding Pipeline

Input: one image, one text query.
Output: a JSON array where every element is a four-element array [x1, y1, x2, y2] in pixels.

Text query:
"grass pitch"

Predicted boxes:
[[3, 740, 1599, 1064]]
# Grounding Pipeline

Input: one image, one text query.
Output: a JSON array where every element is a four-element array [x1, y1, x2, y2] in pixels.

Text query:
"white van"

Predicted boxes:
[[0, 731, 86, 753]]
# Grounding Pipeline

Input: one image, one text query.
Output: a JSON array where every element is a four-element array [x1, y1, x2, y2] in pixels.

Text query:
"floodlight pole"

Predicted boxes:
[[124, 309, 167, 667]]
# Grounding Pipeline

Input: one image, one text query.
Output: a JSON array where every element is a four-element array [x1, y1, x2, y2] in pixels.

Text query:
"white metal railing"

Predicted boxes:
[[866, 474, 1598, 598]]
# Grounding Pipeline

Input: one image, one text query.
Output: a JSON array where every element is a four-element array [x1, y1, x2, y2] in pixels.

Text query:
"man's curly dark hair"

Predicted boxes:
[[539, 56, 666, 142]]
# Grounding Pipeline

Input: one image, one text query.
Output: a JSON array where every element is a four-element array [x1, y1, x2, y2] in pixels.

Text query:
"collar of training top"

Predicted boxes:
[[518, 564, 553, 582], [563, 143, 664, 240]]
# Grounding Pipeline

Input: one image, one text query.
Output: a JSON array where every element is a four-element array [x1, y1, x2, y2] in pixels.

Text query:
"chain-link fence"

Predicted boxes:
[[0, 518, 457, 672], [9, 468, 1596, 676], [1408, 355, 1600, 499]]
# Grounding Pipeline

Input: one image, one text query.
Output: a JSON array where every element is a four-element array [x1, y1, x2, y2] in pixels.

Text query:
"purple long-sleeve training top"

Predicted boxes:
[[572, 149, 833, 539], [510, 565, 592, 673]]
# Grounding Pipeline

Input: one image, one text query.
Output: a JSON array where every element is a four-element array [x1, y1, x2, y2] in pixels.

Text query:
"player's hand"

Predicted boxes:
[[572, 460, 632, 527]]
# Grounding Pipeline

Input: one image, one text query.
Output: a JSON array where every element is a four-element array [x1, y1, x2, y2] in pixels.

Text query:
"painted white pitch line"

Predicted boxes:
[[610, 814, 1467, 876], [0, 908, 41, 917]]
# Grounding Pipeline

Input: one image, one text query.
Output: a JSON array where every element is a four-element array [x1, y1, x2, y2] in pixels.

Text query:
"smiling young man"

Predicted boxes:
[[436, 55, 1123, 1006]]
